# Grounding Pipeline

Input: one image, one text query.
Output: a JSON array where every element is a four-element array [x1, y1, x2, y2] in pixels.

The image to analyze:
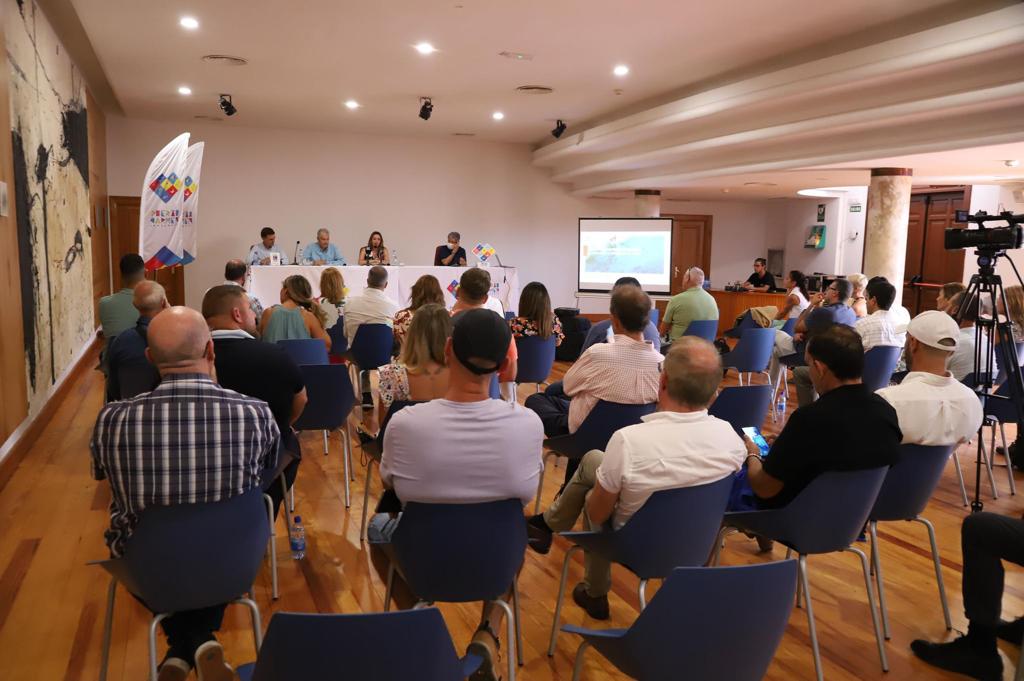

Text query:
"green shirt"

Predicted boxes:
[[98, 288, 139, 341], [663, 287, 719, 340]]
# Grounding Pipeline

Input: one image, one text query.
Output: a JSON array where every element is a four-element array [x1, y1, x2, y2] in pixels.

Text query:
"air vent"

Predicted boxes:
[[515, 85, 553, 95], [202, 54, 249, 66], [452, 132, 476, 137]]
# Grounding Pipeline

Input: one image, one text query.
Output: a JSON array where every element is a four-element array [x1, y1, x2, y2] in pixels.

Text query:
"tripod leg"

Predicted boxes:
[[980, 430, 999, 499], [999, 421, 1016, 495]]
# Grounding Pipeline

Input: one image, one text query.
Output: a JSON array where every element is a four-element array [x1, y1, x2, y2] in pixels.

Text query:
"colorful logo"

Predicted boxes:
[[473, 242, 496, 262], [182, 175, 198, 201], [447, 279, 460, 295], [148, 172, 183, 203]]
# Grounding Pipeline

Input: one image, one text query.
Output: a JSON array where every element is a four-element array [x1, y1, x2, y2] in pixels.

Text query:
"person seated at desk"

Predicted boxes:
[[358, 230, 391, 265], [248, 227, 290, 266], [742, 257, 776, 291], [434, 231, 468, 266], [301, 228, 346, 265]]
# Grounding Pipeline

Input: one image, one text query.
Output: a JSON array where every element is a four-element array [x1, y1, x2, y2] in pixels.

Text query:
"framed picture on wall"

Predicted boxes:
[[805, 224, 826, 249]]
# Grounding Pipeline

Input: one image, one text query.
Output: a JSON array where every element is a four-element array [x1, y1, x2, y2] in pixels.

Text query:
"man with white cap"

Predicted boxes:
[[877, 310, 983, 446]]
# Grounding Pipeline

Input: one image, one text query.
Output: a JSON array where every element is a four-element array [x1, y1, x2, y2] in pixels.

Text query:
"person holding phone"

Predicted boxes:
[[358, 230, 391, 266], [434, 231, 468, 266]]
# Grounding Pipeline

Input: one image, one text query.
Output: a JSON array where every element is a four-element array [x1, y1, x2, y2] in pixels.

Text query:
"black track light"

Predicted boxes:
[[551, 119, 567, 139], [419, 97, 433, 121], [219, 94, 237, 116]]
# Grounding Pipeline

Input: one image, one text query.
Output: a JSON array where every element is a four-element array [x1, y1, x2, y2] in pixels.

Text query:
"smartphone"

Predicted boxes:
[[742, 426, 770, 458]]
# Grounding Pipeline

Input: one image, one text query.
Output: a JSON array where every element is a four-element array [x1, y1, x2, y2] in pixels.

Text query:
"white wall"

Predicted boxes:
[[765, 190, 866, 279]]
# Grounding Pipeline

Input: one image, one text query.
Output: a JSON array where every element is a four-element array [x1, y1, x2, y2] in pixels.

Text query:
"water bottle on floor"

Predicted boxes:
[[776, 393, 787, 420], [290, 516, 306, 560]]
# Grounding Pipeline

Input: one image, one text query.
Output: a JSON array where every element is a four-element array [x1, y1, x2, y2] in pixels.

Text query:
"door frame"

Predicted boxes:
[[109, 195, 186, 305]]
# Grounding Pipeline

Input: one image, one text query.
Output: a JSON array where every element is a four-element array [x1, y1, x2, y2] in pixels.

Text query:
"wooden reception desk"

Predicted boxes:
[[709, 289, 789, 336]]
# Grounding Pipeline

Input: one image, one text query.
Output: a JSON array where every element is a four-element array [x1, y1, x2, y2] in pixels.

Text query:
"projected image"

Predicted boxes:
[[581, 232, 667, 276]]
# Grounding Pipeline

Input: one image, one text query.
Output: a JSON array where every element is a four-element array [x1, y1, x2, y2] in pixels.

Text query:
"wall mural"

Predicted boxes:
[[7, 0, 93, 414]]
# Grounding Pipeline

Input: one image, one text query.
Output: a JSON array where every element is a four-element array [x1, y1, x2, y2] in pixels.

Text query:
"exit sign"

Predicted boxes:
[[849, 204, 862, 212]]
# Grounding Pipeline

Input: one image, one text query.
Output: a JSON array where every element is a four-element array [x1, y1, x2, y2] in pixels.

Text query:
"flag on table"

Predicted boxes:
[[139, 132, 189, 271], [178, 142, 204, 265]]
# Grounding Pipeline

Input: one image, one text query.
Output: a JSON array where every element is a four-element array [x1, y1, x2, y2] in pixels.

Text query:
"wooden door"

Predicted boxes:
[[109, 196, 185, 305], [665, 214, 713, 295], [902, 190, 967, 316]]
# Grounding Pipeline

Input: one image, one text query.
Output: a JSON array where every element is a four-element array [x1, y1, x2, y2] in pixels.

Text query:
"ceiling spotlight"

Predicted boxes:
[[613, 64, 630, 77], [179, 16, 199, 30], [492, 111, 505, 121], [419, 97, 433, 121], [344, 99, 360, 110], [177, 86, 192, 96], [1007, 160, 1021, 168], [219, 94, 237, 116], [551, 119, 567, 139], [415, 42, 436, 55]]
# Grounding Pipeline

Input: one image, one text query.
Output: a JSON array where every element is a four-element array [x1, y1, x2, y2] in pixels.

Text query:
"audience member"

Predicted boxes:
[[393, 274, 444, 347], [848, 273, 868, 318], [947, 291, 998, 382], [854, 278, 906, 351], [527, 338, 745, 619], [343, 266, 400, 344], [452, 268, 517, 383], [370, 308, 542, 679], [660, 267, 718, 343], [301, 228, 346, 265], [378, 303, 451, 411], [223, 258, 263, 320], [510, 281, 564, 346], [317, 267, 347, 331], [99, 253, 145, 350], [91, 307, 279, 680], [261, 275, 331, 349], [248, 226, 290, 266], [774, 270, 810, 321], [105, 280, 167, 401], [203, 285, 308, 518], [936, 282, 967, 314], [581, 277, 662, 353], [996, 284, 1024, 344]]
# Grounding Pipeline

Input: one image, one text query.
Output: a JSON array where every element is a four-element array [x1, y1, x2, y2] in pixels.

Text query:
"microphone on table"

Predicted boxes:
[[293, 241, 301, 264]]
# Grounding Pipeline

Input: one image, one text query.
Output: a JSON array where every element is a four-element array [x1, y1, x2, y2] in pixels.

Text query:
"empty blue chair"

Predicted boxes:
[[350, 323, 394, 371], [994, 341, 1024, 385], [93, 488, 268, 681], [709, 384, 773, 435], [649, 308, 659, 328], [293, 364, 357, 507], [562, 562, 797, 681], [515, 335, 557, 392], [979, 379, 1018, 498], [236, 609, 481, 681], [779, 317, 798, 336], [359, 400, 423, 542], [327, 318, 348, 358], [868, 444, 955, 640], [682, 319, 718, 342], [712, 467, 890, 681], [276, 338, 329, 365], [548, 477, 734, 656], [374, 499, 527, 681], [861, 345, 902, 392], [721, 327, 775, 386]]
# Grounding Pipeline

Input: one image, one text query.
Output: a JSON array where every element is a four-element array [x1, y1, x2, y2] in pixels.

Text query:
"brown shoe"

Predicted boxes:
[[466, 628, 500, 681], [157, 658, 190, 681], [195, 640, 235, 681]]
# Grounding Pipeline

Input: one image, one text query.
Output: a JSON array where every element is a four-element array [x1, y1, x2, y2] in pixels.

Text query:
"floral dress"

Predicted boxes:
[[393, 308, 415, 346], [509, 316, 564, 346], [376, 363, 411, 408]]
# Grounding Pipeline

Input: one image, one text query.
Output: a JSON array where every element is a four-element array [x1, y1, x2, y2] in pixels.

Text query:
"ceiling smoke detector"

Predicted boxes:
[[515, 85, 553, 95], [201, 54, 249, 66]]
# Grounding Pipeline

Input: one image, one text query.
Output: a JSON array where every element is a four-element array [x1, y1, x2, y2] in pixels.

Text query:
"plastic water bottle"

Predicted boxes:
[[290, 516, 306, 560], [392, 248, 402, 266], [775, 394, 787, 421]]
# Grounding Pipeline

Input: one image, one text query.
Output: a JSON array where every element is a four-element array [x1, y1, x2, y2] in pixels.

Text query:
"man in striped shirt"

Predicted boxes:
[[91, 306, 279, 681]]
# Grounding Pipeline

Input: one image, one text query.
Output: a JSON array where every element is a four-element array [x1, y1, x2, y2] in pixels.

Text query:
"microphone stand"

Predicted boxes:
[[293, 240, 300, 265]]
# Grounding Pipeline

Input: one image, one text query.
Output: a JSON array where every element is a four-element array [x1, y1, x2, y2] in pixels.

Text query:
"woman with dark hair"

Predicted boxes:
[[358, 230, 391, 265], [774, 270, 811, 320], [260, 274, 331, 349], [393, 274, 445, 346], [510, 282, 564, 346]]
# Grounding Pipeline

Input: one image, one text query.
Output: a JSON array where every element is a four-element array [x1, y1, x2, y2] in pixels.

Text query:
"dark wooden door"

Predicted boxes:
[[109, 196, 185, 306], [665, 214, 713, 295], [902, 191, 966, 316]]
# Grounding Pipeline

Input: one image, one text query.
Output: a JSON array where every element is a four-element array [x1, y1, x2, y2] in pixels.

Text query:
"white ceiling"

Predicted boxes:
[[69, 0, 987, 144]]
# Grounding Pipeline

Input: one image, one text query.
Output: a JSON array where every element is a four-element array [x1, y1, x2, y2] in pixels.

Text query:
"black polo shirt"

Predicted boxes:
[[746, 271, 776, 289]]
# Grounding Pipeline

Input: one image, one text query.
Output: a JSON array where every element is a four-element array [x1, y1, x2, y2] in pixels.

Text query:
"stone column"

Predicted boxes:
[[634, 189, 661, 217], [863, 168, 913, 307]]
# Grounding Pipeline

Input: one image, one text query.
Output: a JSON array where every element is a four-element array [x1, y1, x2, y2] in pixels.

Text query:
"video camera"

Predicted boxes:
[[944, 210, 1024, 253]]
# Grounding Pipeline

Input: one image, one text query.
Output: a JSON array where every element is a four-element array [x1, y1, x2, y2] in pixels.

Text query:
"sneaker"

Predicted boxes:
[[997, 617, 1024, 645], [195, 640, 235, 681], [910, 636, 1002, 681], [157, 658, 190, 681], [526, 515, 553, 555], [466, 629, 499, 681], [572, 583, 610, 620]]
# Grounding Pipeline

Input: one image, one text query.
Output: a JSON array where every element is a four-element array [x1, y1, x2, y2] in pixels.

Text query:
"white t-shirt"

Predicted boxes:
[[483, 295, 505, 318], [594, 410, 746, 530], [876, 371, 982, 446], [788, 288, 810, 319], [381, 398, 543, 506], [949, 326, 998, 382], [344, 288, 399, 343]]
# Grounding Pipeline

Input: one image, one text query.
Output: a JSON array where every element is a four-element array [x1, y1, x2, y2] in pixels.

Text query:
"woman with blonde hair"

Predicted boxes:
[[377, 303, 451, 410], [393, 274, 445, 346], [318, 267, 347, 330], [260, 274, 331, 350], [847, 273, 868, 318]]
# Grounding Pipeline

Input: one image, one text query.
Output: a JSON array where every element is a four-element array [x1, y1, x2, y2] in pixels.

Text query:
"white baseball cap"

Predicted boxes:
[[907, 310, 959, 351]]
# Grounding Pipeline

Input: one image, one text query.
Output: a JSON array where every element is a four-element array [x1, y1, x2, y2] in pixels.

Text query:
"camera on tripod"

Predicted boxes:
[[944, 210, 1024, 253]]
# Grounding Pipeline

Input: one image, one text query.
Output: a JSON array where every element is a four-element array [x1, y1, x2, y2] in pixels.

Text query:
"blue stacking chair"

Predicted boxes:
[[489, 373, 501, 399], [861, 345, 902, 392], [867, 444, 955, 640], [712, 467, 890, 681], [724, 310, 759, 338], [682, 319, 718, 342], [109, 361, 161, 401], [358, 400, 423, 543], [649, 308, 659, 328], [236, 609, 481, 681], [709, 384, 773, 435], [293, 364, 357, 507], [350, 323, 394, 370], [327, 318, 348, 358], [276, 338, 329, 365], [374, 499, 527, 681], [504, 310, 516, 321], [536, 400, 657, 513], [721, 327, 775, 386], [994, 341, 1024, 385], [548, 477, 734, 657], [979, 379, 1018, 498], [562, 562, 797, 681], [779, 317, 798, 336], [92, 488, 268, 681], [515, 335, 557, 393]]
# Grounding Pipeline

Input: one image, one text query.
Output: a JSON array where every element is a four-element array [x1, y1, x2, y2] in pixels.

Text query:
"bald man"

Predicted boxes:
[[105, 280, 168, 401], [91, 306, 279, 680]]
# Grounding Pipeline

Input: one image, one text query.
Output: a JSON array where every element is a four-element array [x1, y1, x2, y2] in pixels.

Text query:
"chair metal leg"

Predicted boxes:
[[492, 598, 517, 681], [548, 545, 582, 656], [98, 576, 116, 681], [571, 641, 592, 681], [914, 516, 952, 631], [535, 452, 553, 515], [346, 421, 356, 482], [710, 526, 737, 566], [951, 447, 969, 507], [845, 546, 889, 672], [288, 484, 295, 513], [513, 579, 524, 667], [999, 421, 1016, 495], [341, 427, 351, 508], [799, 556, 823, 681], [149, 613, 169, 681], [360, 459, 374, 543], [638, 579, 648, 611], [235, 597, 264, 651], [980, 435, 1000, 499], [280, 476, 293, 525], [264, 494, 279, 600], [322, 429, 329, 455], [384, 564, 395, 612], [869, 522, 890, 640]]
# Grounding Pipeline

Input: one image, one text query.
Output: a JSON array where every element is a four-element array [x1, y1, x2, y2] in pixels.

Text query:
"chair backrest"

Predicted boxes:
[[682, 319, 718, 342], [862, 345, 902, 392], [514, 335, 557, 384], [723, 328, 775, 373], [116, 361, 161, 399], [276, 338, 329, 365], [327, 319, 348, 357], [779, 317, 798, 336], [100, 488, 269, 614], [350, 323, 394, 370], [984, 378, 1021, 424], [292, 364, 357, 432], [709, 385, 773, 435], [250, 608, 467, 681], [870, 444, 954, 522], [391, 499, 526, 603], [551, 400, 657, 458], [503, 310, 515, 321], [649, 308, 660, 328], [619, 562, 797, 681], [488, 373, 501, 399]]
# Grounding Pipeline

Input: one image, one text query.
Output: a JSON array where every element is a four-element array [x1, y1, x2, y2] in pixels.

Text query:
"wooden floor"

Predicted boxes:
[[2, 353, 1024, 680]]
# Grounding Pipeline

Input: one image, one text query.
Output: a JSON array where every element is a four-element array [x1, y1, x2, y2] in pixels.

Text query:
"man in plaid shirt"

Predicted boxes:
[[91, 306, 279, 681]]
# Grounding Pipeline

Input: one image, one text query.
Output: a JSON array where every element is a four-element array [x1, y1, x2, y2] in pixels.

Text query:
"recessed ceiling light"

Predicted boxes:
[[721, 188, 731, 193], [415, 42, 437, 55], [177, 86, 192, 96], [492, 111, 505, 121], [344, 99, 360, 110], [179, 16, 199, 30], [1006, 160, 1021, 168], [613, 64, 630, 77]]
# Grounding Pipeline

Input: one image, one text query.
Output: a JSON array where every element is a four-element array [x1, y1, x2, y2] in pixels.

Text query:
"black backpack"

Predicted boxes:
[[555, 308, 591, 362]]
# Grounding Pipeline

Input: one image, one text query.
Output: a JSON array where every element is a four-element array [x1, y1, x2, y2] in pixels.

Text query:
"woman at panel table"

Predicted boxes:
[[358, 231, 391, 266], [434, 231, 468, 266], [260, 274, 331, 351]]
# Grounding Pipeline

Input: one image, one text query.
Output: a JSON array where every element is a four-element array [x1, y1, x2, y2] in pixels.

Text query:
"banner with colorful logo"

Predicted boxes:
[[473, 242, 497, 263], [139, 132, 189, 271], [178, 142, 204, 265]]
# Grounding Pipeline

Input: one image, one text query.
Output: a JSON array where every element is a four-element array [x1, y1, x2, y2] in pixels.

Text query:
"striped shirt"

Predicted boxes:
[[854, 309, 907, 352], [90, 373, 280, 556]]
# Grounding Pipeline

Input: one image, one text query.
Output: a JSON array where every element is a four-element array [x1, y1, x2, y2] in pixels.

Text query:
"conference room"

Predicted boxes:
[[2, 1, 1024, 679]]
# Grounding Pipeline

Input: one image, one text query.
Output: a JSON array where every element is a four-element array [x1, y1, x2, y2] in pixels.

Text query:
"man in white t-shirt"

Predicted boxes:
[[526, 337, 745, 619], [877, 310, 983, 446]]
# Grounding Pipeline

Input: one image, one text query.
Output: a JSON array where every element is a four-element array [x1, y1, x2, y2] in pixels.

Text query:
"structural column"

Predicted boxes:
[[863, 168, 913, 307], [634, 189, 661, 217]]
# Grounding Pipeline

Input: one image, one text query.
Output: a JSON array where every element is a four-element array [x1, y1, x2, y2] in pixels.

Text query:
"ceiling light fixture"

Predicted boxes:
[[177, 86, 192, 96], [344, 99, 360, 110], [551, 119, 567, 139], [415, 42, 437, 55], [419, 97, 433, 121], [1007, 160, 1021, 168], [613, 64, 630, 77], [219, 94, 237, 116], [492, 111, 505, 121], [179, 16, 199, 30]]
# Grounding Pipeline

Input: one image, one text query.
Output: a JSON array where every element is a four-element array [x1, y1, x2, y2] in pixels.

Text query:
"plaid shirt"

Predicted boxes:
[[90, 373, 280, 556], [854, 310, 907, 352]]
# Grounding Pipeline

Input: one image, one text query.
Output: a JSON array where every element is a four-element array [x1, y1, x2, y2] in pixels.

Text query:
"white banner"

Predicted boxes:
[[179, 142, 204, 265], [139, 132, 189, 270]]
